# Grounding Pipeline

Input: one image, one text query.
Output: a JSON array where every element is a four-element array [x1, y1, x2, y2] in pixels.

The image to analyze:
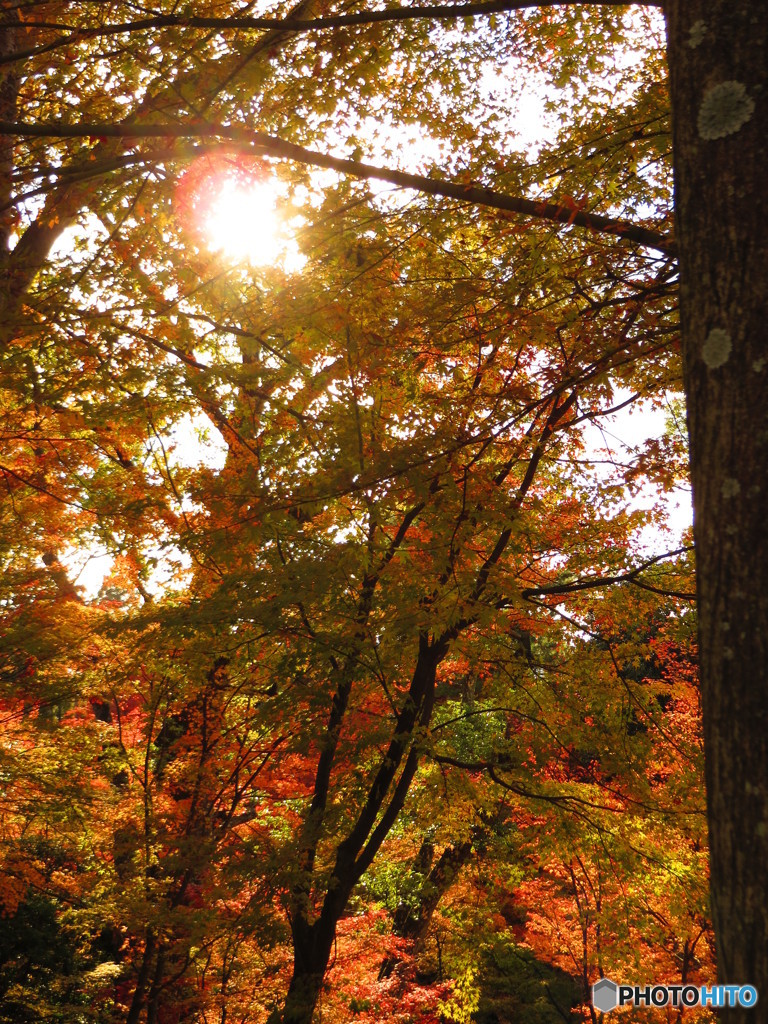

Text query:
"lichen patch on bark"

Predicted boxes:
[[702, 327, 732, 368], [698, 81, 755, 139]]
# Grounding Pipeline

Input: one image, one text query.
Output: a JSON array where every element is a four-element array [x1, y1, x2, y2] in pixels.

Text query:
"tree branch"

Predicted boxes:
[[518, 545, 695, 601], [0, 120, 675, 255], [0, 0, 666, 68]]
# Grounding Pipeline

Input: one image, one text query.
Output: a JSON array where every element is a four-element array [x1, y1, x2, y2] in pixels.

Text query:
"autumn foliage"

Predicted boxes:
[[0, 2, 714, 1022]]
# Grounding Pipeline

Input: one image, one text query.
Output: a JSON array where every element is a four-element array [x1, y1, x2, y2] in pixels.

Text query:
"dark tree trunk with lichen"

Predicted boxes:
[[0, 10, 19, 256], [665, 1, 768, 1015]]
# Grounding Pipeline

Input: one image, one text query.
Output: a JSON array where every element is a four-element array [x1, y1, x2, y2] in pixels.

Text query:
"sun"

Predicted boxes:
[[176, 155, 305, 270], [203, 176, 306, 271], [205, 178, 282, 265]]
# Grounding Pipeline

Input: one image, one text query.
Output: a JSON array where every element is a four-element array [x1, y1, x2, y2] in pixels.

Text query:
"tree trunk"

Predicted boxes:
[[125, 929, 157, 1024], [271, 917, 339, 1024], [379, 839, 474, 980], [0, 9, 20, 255], [665, 1, 768, 1013], [279, 968, 326, 1024]]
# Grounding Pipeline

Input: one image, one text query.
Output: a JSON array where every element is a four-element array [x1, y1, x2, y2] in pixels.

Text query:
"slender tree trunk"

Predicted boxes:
[[665, 1, 768, 1013], [379, 839, 474, 980], [126, 929, 157, 1024], [271, 637, 445, 1023]]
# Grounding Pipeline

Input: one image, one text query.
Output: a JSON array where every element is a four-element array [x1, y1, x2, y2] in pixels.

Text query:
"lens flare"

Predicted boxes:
[[176, 154, 304, 270], [205, 178, 283, 265]]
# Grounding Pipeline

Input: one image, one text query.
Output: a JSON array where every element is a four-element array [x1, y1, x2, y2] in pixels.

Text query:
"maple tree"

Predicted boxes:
[[0, 0, 765, 1022]]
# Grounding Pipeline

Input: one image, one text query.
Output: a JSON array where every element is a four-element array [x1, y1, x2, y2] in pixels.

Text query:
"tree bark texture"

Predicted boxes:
[[666, 1, 768, 1014]]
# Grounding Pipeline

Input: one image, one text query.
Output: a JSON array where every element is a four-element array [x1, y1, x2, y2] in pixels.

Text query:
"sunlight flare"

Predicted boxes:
[[205, 178, 279, 264], [203, 176, 305, 270]]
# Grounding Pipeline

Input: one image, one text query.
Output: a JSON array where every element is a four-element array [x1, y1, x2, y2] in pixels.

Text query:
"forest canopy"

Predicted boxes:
[[0, 1, 748, 1021]]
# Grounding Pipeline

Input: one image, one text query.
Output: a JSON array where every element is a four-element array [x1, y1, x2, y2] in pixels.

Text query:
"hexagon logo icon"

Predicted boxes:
[[593, 978, 619, 1013]]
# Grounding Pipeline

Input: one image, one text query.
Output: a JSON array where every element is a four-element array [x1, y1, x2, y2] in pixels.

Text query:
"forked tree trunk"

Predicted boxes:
[[666, 1, 768, 1014], [379, 839, 474, 980]]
